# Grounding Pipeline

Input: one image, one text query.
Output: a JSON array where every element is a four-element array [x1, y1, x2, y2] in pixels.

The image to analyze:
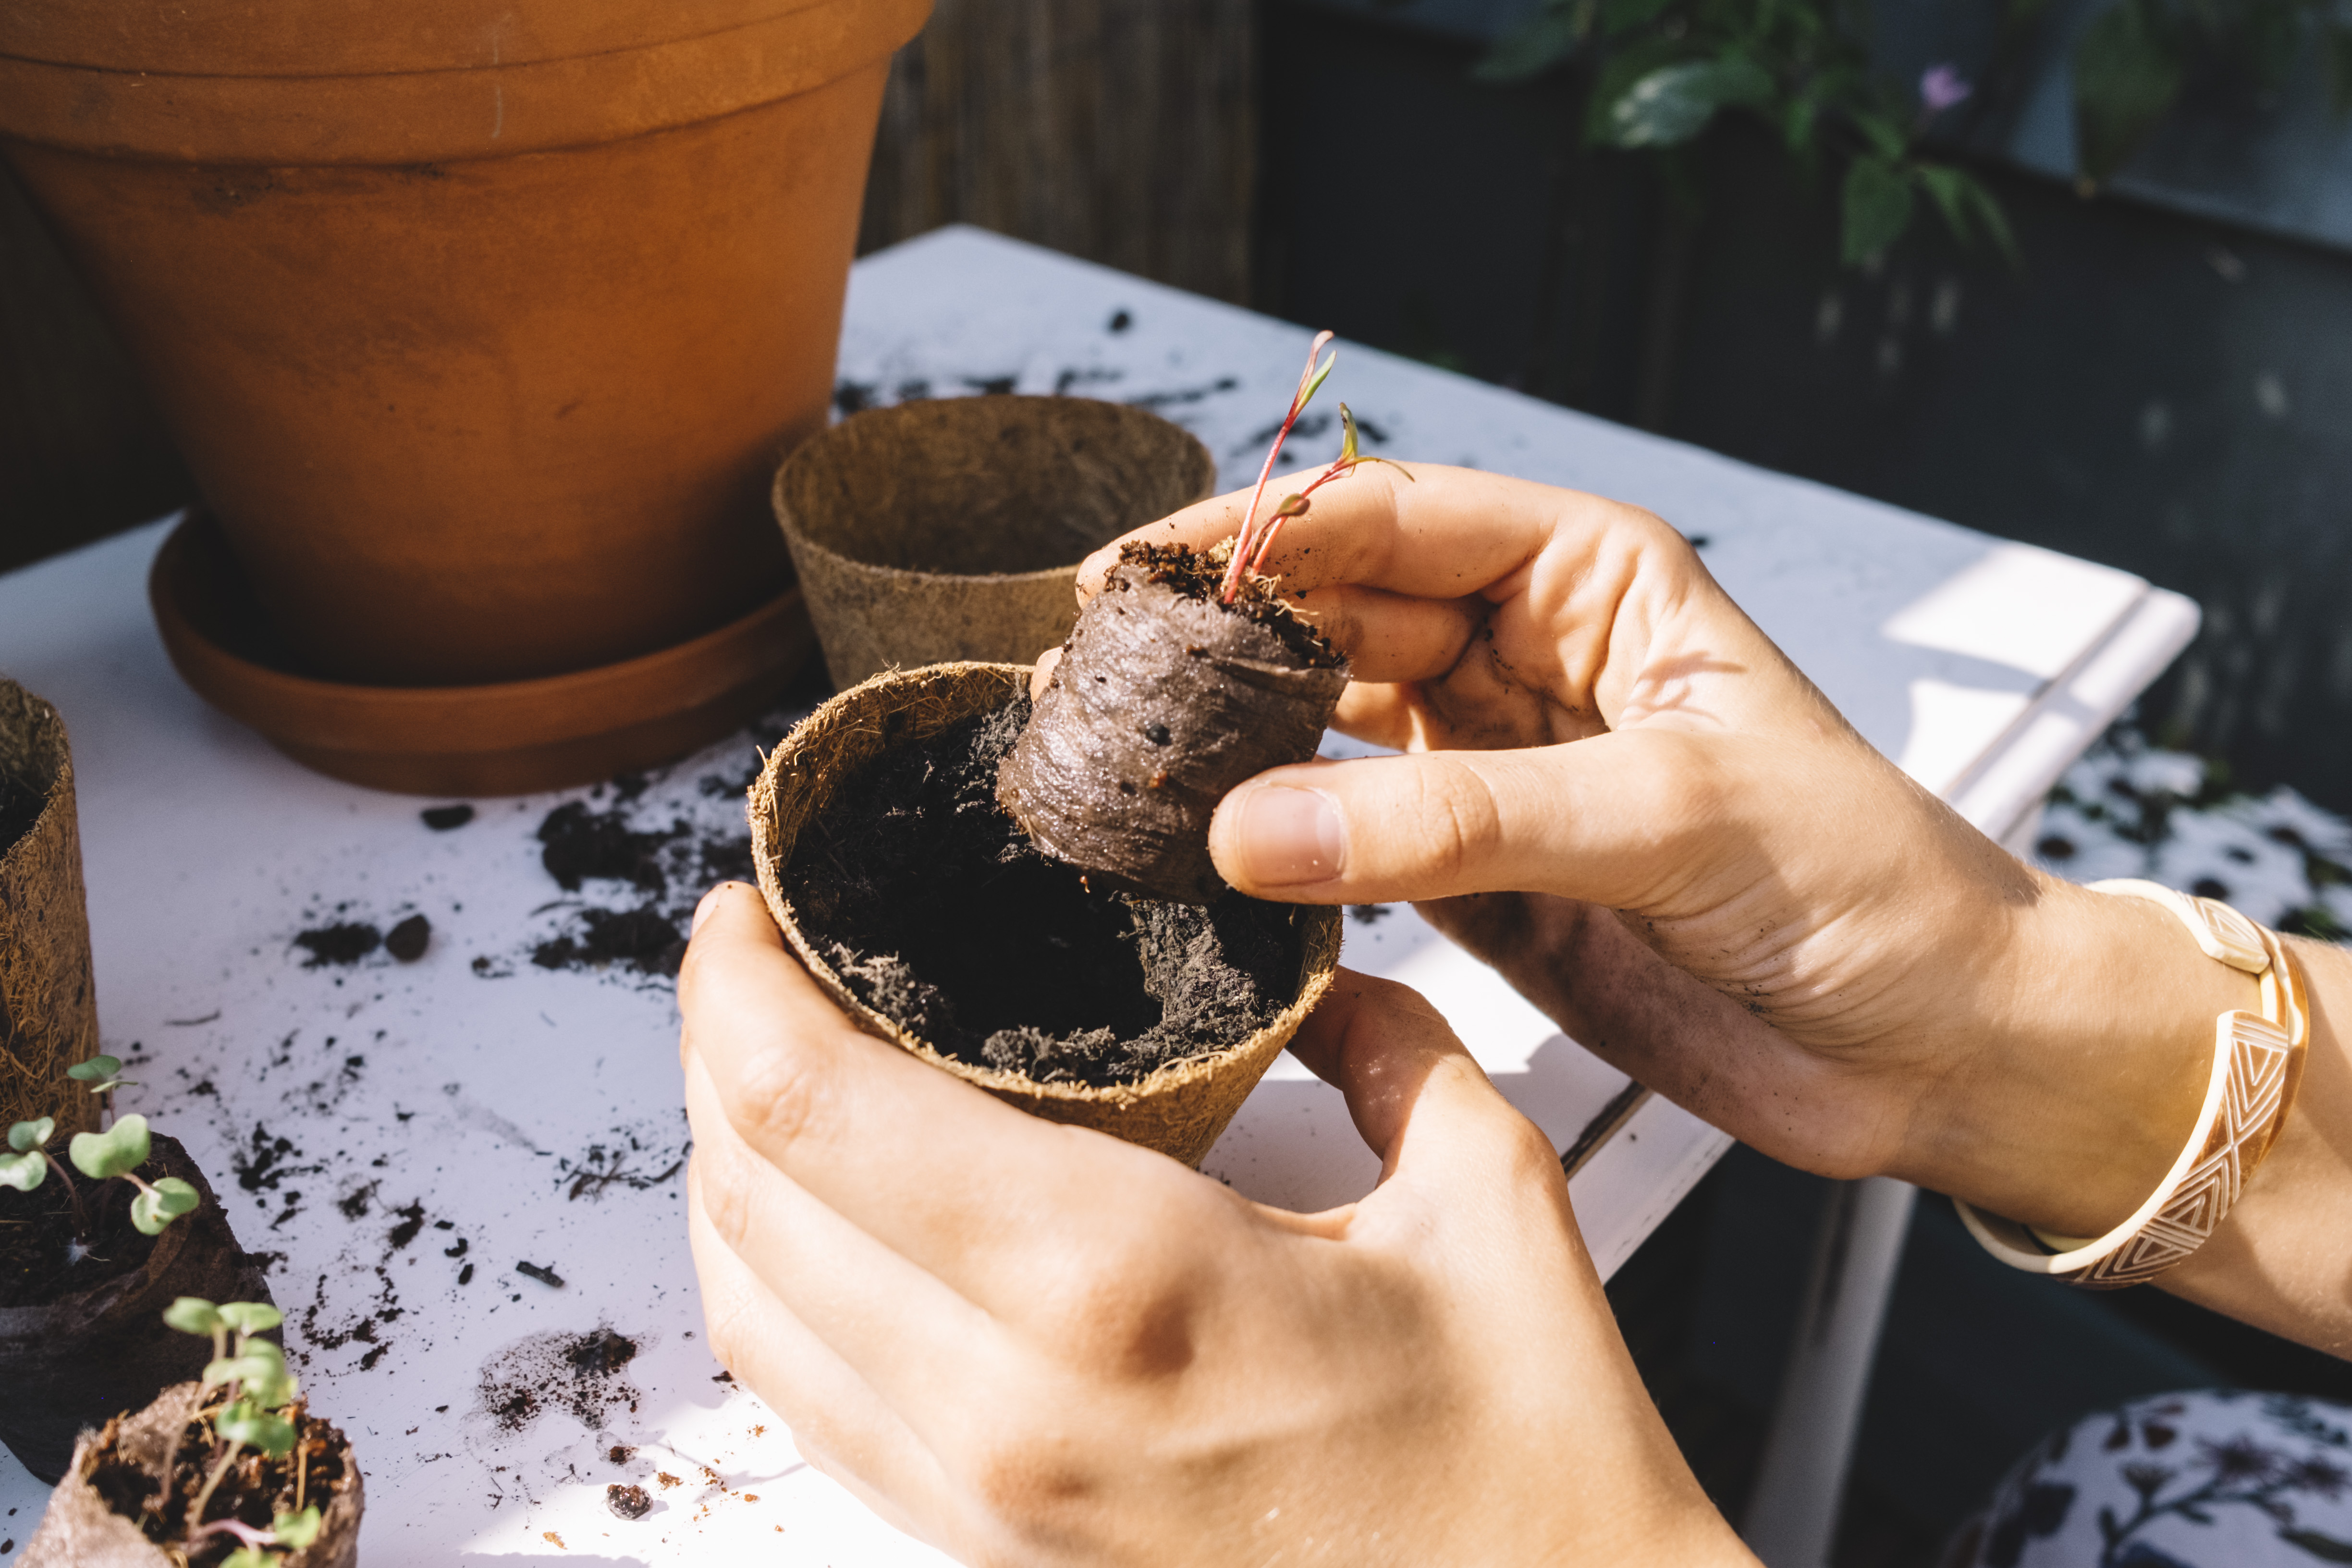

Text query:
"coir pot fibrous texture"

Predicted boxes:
[[0, 1136, 272, 1483], [0, 679, 103, 1142], [748, 663, 1340, 1165], [995, 542, 1350, 905], [21, 1381, 362, 1568]]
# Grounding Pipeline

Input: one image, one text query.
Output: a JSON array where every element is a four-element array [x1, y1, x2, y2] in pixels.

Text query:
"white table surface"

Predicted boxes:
[[0, 225, 2194, 1564]]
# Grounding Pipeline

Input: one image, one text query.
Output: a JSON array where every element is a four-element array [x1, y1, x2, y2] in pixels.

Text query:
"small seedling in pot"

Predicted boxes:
[[998, 332, 1401, 903], [0, 1056, 199, 1241], [162, 1297, 322, 1563]]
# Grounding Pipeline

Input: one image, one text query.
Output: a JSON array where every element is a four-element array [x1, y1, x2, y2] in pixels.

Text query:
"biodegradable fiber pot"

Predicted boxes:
[[21, 1382, 362, 1568], [0, 0, 929, 688], [0, 1136, 273, 1484], [997, 544, 1352, 905], [772, 395, 1217, 687], [748, 663, 1341, 1167], [0, 679, 101, 1142]]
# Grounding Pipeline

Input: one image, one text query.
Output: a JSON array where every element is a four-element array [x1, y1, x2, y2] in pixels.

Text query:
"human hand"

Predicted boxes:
[[1061, 465, 2245, 1240], [678, 881, 1752, 1568]]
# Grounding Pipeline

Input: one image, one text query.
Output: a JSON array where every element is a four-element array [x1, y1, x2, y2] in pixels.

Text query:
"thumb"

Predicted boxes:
[[1206, 727, 1721, 908], [1288, 970, 1556, 1195]]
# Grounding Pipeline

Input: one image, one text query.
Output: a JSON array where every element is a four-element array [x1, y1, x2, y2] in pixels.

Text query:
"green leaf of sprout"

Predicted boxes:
[[1601, 57, 1774, 149], [0, 1151, 47, 1192], [1840, 156, 1915, 267], [205, 1343, 285, 1390], [219, 1301, 286, 1335], [217, 1399, 299, 1458], [1340, 403, 1361, 463], [1298, 349, 1337, 412], [66, 1055, 122, 1084], [220, 1548, 273, 1568], [68, 1114, 151, 1181], [7, 1117, 52, 1153], [131, 1176, 200, 1235], [273, 1505, 325, 1550], [164, 1297, 225, 1336], [1273, 494, 1311, 519]]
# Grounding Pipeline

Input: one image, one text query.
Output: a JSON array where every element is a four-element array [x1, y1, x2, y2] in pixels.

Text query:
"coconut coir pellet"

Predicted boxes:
[[786, 697, 1303, 1087]]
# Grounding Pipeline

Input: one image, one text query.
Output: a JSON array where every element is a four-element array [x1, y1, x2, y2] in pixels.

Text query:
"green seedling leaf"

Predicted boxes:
[[205, 1341, 286, 1390], [219, 1301, 285, 1335], [1601, 57, 1774, 149], [1841, 155, 1915, 266], [1913, 162, 1974, 246], [217, 1400, 299, 1458], [1298, 348, 1337, 412], [164, 1297, 225, 1336], [69, 1114, 150, 1181], [67, 1055, 128, 1093], [274, 1505, 325, 1550], [0, 1151, 47, 1192], [1273, 493, 1311, 519], [220, 1549, 273, 1568], [131, 1176, 199, 1236], [8, 1117, 53, 1153], [2071, 0, 2183, 185]]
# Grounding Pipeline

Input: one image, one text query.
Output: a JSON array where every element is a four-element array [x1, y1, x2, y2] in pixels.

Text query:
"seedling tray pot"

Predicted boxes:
[[0, 1135, 273, 1483], [0, 680, 100, 1142], [21, 1382, 362, 1568], [772, 397, 1216, 688], [748, 663, 1340, 1167], [151, 514, 816, 796]]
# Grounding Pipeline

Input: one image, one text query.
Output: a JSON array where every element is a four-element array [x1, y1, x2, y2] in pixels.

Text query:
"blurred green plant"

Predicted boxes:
[[1476, 0, 2015, 267], [2070, 0, 2352, 186]]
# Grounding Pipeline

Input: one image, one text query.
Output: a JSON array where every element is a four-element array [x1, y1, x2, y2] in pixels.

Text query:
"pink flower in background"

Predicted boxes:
[[1919, 63, 1973, 116]]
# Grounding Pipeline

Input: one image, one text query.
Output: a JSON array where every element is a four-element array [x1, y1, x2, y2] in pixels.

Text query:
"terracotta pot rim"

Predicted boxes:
[[748, 662, 1341, 1112], [0, 0, 926, 163], [149, 514, 809, 758]]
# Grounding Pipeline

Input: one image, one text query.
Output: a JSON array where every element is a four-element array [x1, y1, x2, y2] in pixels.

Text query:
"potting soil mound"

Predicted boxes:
[[786, 697, 1306, 1088]]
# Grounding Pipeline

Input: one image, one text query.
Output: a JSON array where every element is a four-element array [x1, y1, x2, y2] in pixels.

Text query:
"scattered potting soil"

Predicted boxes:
[[421, 802, 475, 830], [385, 912, 431, 961], [532, 905, 684, 977], [0, 1166, 164, 1308], [609, 1482, 654, 1519], [87, 1401, 352, 1563], [479, 1325, 643, 1432], [537, 799, 678, 893], [787, 697, 1307, 1087], [294, 920, 380, 967]]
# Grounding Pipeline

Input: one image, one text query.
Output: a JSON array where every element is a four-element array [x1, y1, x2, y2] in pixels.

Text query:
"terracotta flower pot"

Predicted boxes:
[[22, 1382, 362, 1568], [0, 1135, 273, 1484], [0, 679, 100, 1142], [0, 0, 929, 694], [773, 396, 1218, 688], [748, 663, 1339, 1166]]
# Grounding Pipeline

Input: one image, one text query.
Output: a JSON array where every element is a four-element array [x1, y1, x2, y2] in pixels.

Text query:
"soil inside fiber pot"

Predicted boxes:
[[0, 1161, 169, 1309], [996, 541, 1350, 905], [785, 696, 1308, 1087], [0, 772, 41, 852], [86, 1403, 352, 1566]]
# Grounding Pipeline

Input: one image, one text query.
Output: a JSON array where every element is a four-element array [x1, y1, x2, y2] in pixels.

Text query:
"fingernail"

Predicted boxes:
[[691, 885, 728, 936], [1235, 785, 1345, 886]]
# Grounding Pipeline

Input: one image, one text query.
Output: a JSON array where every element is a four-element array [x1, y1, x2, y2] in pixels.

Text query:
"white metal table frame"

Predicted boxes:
[[0, 227, 2193, 1563]]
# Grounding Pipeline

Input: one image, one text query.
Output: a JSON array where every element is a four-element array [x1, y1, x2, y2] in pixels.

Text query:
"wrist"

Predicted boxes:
[[1901, 875, 2255, 1235]]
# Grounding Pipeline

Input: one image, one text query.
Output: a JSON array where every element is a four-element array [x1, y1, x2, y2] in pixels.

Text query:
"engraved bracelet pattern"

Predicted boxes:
[[1953, 879, 2309, 1290]]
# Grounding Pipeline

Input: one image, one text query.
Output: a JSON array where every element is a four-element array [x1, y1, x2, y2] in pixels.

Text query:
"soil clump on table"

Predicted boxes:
[[787, 696, 1306, 1087], [0, 1169, 163, 1308], [86, 1401, 351, 1564]]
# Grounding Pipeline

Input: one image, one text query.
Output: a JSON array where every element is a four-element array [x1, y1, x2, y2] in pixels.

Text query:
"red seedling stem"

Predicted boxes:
[[1220, 331, 1334, 603]]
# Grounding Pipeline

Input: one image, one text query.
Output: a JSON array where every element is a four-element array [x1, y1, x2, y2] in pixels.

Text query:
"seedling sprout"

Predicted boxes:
[[162, 1297, 323, 1563], [1217, 331, 1411, 605], [0, 1056, 200, 1241]]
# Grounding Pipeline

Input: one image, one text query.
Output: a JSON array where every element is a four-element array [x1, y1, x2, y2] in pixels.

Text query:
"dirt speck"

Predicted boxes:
[[537, 801, 677, 893], [422, 804, 475, 830], [385, 914, 431, 962], [294, 922, 380, 967], [607, 1482, 652, 1519]]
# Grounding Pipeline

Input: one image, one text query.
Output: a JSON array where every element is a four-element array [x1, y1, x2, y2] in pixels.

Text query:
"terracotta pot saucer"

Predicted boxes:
[[149, 513, 815, 796]]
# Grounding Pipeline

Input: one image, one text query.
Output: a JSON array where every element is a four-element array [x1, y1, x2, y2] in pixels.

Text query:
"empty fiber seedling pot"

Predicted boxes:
[[772, 396, 1216, 687], [0, 680, 102, 1143], [748, 662, 1339, 1166], [22, 1381, 362, 1567]]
